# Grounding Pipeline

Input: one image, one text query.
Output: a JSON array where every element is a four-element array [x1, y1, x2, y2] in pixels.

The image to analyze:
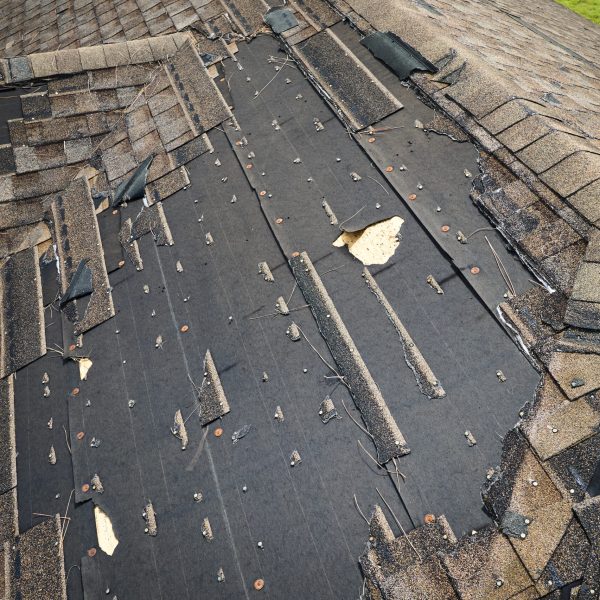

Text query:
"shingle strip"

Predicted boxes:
[[50, 177, 114, 335], [289, 251, 409, 463], [164, 39, 232, 135], [0, 246, 45, 379]]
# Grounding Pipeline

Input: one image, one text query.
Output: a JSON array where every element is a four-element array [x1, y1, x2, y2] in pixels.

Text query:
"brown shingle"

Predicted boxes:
[[517, 131, 597, 174], [441, 527, 533, 599], [103, 41, 131, 67], [79, 46, 108, 71], [541, 152, 600, 197], [126, 38, 154, 64], [54, 47, 82, 74], [547, 351, 600, 400], [29, 51, 58, 78], [509, 499, 572, 582]]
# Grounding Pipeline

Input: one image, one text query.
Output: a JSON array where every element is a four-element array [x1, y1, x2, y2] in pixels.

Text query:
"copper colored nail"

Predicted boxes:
[[214, 428, 223, 438], [408, 194, 417, 201], [81, 483, 90, 493], [441, 225, 450, 233], [385, 166, 393, 172], [87, 547, 96, 557], [275, 218, 283, 225], [180, 325, 189, 333], [470, 266, 480, 275], [72, 387, 80, 396], [424, 513, 436, 524], [76, 431, 85, 440], [253, 579, 265, 591]]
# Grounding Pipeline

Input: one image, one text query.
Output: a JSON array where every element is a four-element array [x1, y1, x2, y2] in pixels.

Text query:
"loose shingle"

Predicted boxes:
[[50, 177, 114, 334], [0, 246, 46, 378], [20, 92, 52, 120], [8, 56, 33, 82]]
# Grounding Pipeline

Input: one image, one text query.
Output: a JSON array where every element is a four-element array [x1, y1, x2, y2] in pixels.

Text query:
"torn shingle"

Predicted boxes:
[[198, 350, 230, 426], [441, 526, 533, 599], [0, 246, 46, 378], [50, 177, 115, 334], [26, 63, 57, 111]]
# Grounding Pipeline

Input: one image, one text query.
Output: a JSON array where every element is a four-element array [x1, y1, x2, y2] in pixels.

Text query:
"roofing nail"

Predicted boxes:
[[385, 166, 393, 172], [214, 428, 223, 438], [441, 225, 450, 232], [253, 579, 265, 591], [470, 266, 480, 274], [87, 548, 97, 558], [408, 194, 417, 201]]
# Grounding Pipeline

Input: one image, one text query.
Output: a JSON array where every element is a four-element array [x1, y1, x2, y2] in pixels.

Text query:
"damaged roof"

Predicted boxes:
[[1, 1, 599, 599]]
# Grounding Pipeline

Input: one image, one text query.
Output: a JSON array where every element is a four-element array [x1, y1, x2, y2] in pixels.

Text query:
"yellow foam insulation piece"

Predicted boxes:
[[78, 358, 93, 381], [333, 216, 403, 265], [94, 505, 119, 556]]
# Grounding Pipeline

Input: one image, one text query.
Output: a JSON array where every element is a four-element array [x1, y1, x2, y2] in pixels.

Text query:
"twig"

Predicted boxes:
[[485, 236, 516, 296], [62, 489, 74, 541], [341, 398, 374, 440], [252, 56, 290, 100], [360, 126, 405, 134], [319, 264, 346, 277], [366, 176, 389, 195], [464, 226, 494, 240], [65, 564, 81, 585], [33, 513, 71, 520], [375, 487, 421, 561], [357, 440, 397, 475], [353, 494, 370, 525], [248, 304, 310, 321], [338, 205, 366, 231], [62, 425, 72, 455], [287, 281, 297, 305], [295, 325, 349, 389]]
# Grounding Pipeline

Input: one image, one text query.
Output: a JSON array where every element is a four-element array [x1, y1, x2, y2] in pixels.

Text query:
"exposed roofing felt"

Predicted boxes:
[[1, 1, 600, 599]]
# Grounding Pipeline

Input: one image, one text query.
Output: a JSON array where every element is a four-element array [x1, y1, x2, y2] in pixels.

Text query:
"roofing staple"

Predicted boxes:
[[363, 267, 446, 400], [289, 251, 409, 463]]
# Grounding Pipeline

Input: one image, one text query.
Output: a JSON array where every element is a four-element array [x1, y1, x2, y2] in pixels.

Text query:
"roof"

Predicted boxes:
[[0, 0, 599, 599]]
